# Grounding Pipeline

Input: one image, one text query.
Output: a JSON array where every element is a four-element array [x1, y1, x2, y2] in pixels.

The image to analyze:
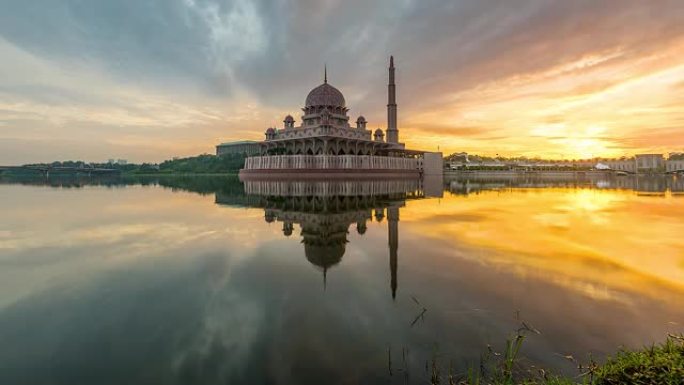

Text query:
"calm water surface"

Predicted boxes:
[[0, 175, 683, 384]]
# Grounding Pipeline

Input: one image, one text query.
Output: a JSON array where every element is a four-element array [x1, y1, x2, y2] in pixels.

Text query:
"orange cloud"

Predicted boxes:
[[400, 38, 684, 158]]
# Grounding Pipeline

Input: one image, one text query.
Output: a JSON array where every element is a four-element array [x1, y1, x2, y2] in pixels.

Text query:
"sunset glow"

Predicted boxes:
[[401, 187, 684, 305], [4, 3, 684, 382], [1, 1, 683, 163]]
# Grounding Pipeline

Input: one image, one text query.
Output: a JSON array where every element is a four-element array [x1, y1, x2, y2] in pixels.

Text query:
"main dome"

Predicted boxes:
[[305, 83, 346, 108]]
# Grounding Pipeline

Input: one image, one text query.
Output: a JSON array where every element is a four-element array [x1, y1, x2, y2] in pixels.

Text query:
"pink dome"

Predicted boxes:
[[305, 83, 346, 108]]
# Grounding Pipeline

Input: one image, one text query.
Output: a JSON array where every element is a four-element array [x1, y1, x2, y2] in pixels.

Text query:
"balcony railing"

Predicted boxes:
[[244, 155, 420, 171]]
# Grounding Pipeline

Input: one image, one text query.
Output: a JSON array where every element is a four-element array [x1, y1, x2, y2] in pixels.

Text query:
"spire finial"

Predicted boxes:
[[324, 64, 327, 84], [390, 55, 394, 68]]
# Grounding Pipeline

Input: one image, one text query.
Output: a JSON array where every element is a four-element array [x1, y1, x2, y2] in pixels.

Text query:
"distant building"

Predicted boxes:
[[601, 154, 684, 173], [447, 152, 469, 167], [635, 154, 665, 173], [444, 152, 684, 174], [602, 159, 636, 172], [666, 159, 684, 173], [216, 140, 261, 156]]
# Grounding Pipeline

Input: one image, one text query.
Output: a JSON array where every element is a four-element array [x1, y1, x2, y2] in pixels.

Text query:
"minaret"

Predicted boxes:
[[388, 206, 399, 300], [386, 56, 399, 144]]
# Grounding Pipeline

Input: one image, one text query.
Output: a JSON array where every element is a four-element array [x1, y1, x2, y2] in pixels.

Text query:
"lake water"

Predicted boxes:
[[0, 174, 683, 384]]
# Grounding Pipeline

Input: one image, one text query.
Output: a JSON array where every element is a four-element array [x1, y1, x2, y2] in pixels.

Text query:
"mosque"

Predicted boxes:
[[228, 56, 443, 178]]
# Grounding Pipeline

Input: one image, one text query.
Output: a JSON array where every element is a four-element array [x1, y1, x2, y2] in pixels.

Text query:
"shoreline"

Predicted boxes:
[[0, 172, 239, 178], [122, 172, 238, 177], [444, 170, 679, 177]]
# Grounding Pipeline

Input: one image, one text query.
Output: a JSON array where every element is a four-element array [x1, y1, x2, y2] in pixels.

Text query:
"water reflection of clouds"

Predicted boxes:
[[0, 177, 683, 384], [0, 185, 281, 313], [0, 251, 266, 384], [402, 188, 684, 308], [1, 223, 192, 251]]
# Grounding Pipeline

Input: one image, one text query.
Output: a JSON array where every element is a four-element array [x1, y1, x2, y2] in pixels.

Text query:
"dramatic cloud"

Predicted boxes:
[[1, 0, 683, 163]]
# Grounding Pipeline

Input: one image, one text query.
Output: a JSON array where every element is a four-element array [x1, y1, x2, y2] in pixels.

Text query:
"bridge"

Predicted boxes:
[[0, 165, 121, 178]]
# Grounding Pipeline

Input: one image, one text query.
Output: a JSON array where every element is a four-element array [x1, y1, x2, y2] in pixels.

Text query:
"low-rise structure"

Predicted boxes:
[[635, 154, 665, 173], [216, 140, 261, 156], [603, 154, 681, 173], [666, 159, 684, 173], [602, 159, 635, 173], [445, 152, 684, 174]]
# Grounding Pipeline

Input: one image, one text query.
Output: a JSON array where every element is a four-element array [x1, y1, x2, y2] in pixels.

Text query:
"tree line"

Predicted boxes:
[[6, 154, 246, 175]]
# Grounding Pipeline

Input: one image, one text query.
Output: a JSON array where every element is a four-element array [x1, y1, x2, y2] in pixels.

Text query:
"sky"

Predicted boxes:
[[1, 0, 684, 164]]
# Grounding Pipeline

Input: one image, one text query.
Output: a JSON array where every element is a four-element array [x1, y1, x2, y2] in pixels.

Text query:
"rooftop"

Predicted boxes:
[[217, 140, 259, 146]]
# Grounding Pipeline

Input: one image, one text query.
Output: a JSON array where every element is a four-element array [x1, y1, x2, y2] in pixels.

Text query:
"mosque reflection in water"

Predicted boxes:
[[211, 174, 682, 301], [216, 179, 441, 299]]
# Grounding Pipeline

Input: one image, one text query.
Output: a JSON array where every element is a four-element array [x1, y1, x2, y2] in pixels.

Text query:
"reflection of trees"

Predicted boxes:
[[153, 175, 244, 196], [0, 174, 247, 194], [0, 174, 126, 189], [6, 173, 684, 196]]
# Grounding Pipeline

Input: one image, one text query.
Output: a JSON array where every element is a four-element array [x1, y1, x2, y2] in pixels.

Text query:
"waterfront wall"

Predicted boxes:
[[422, 152, 444, 176], [243, 155, 419, 171]]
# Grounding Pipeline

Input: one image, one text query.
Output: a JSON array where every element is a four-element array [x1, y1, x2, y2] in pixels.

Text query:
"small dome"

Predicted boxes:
[[374, 128, 384, 135], [283, 222, 294, 236], [266, 127, 276, 133], [305, 83, 346, 108], [284, 115, 294, 122], [265, 212, 275, 223], [356, 116, 366, 123]]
